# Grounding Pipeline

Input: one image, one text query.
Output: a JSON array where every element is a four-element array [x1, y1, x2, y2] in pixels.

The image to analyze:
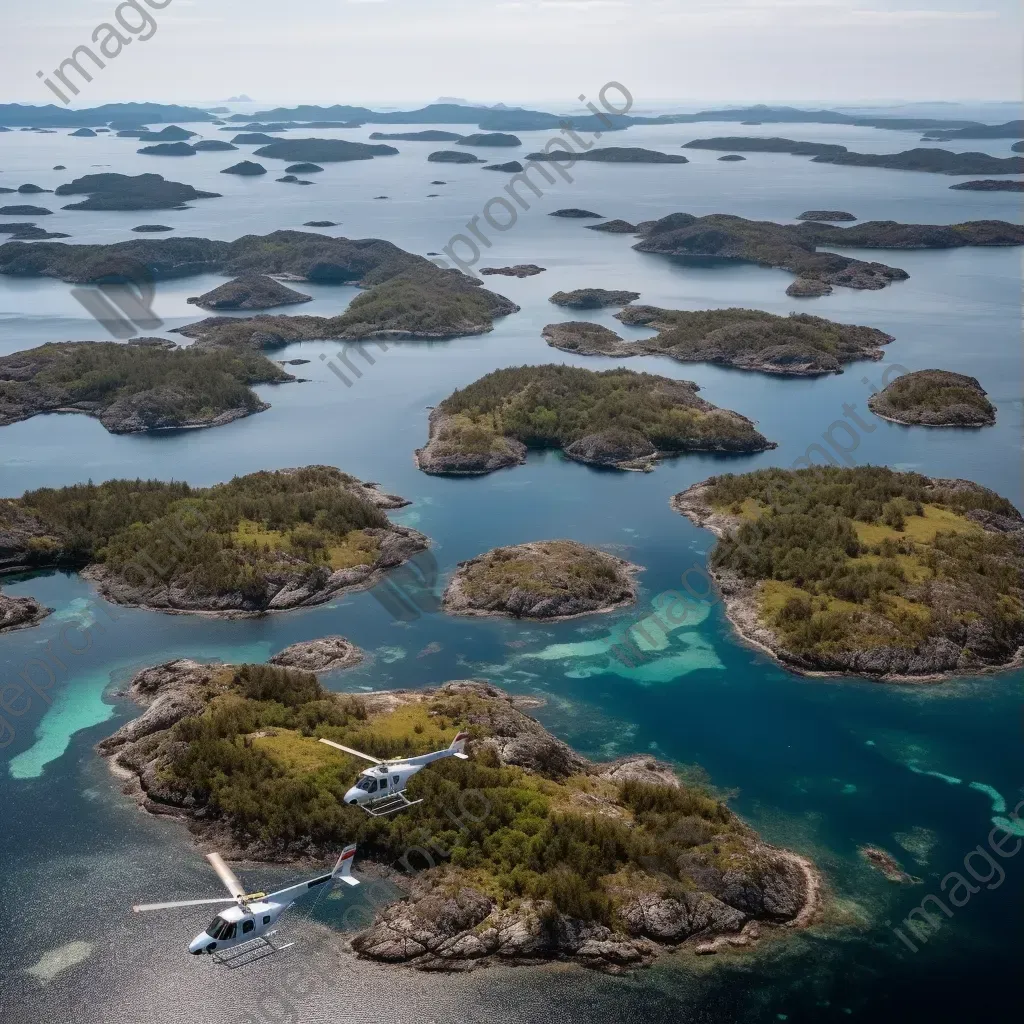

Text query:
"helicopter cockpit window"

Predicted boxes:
[[207, 916, 232, 940], [368, 779, 378, 793], [356, 777, 375, 791]]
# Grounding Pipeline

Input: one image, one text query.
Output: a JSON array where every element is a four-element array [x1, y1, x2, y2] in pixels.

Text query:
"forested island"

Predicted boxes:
[[0, 466, 428, 617], [543, 307, 893, 376], [415, 364, 774, 475], [98, 669, 820, 971], [681, 138, 1024, 175], [867, 370, 996, 426], [527, 147, 688, 164], [673, 466, 1024, 680], [549, 288, 641, 308], [252, 139, 399, 162], [631, 213, 1024, 296], [53, 173, 220, 211], [0, 231, 518, 340], [443, 540, 640, 619], [0, 341, 293, 433]]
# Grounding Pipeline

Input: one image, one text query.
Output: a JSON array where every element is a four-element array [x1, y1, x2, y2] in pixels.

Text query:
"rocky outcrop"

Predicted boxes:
[[564, 429, 657, 470], [0, 591, 52, 633], [268, 636, 364, 673], [541, 322, 628, 354], [442, 540, 640, 620], [415, 410, 527, 476], [868, 369, 996, 426], [786, 277, 832, 297], [187, 275, 313, 310], [549, 288, 640, 309], [859, 845, 921, 884]]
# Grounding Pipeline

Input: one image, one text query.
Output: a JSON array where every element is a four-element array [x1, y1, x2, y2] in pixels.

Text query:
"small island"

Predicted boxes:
[[138, 142, 195, 157], [192, 140, 238, 152], [550, 208, 603, 218], [98, 670, 820, 972], [285, 162, 324, 173], [479, 264, 545, 278], [483, 161, 524, 172], [867, 369, 996, 426], [53, 172, 220, 211], [369, 130, 462, 142], [549, 288, 640, 308], [0, 340, 294, 433], [268, 635, 364, 673], [0, 205, 51, 216], [860, 846, 921, 885], [0, 223, 66, 241], [543, 307, 893, 376], [427, 150, 484, 164], [528, 147, 689, 164], [131, 224, 173, 232], [457, 132, 521, 147], [187, 275, 313, 310], [443, 540, 639, 620], [797, 211, 857, 222], [718, 155, 745, 161], [1, 466, 429, 617], [230, 133, 278, 145], [0, 590, 52, 633], [672, 466, 1024, 680], [949, 179, 1024, 192], [253, 139, 399, 162], [415, 364, 774, 476], [222, 160, 267, 176]]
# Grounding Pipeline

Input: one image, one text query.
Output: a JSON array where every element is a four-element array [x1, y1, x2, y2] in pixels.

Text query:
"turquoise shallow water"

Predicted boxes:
[[0, 116, 1021, 1023]]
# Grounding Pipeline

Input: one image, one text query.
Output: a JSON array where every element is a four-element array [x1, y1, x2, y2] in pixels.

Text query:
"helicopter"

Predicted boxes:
[[133, 846, 360, 964], [319, 732, 469, 815]]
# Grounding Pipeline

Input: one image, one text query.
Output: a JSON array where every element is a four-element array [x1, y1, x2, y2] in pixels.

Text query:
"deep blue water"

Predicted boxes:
[[0, 116, 1021, 1024]]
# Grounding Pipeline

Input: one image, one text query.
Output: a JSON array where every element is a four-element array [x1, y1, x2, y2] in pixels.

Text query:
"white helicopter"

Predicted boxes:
[[319, 732, 469, 815], [133, 846, 360, 964]]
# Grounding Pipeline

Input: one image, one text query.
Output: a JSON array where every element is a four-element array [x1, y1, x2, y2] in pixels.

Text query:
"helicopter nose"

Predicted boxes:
[[189, 933, 211, 955], [344, 788, 361, 804]]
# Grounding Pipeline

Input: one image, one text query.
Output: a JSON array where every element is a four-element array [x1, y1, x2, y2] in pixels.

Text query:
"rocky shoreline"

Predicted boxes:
[[268, 635, 364, 672], [0, 591, 52, 633], [97, 670, 824, 973]]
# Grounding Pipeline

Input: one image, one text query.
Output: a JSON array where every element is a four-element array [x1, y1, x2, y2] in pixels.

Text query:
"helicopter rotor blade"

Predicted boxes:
[[318, 738, 383, 764], [206, 852, 247, 900], [133, 897, 238, 913]]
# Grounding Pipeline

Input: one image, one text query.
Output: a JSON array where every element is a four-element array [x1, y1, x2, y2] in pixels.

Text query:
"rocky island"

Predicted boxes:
[[949, 179, 1024, 192], [415, 364, 774, 476], [797, 211, 857, 222], [587, 219, 639, 233], [138, 142, 196, 157], [867, 369, 996, 426], [222, 161, 267, 176], [543, 307, 893, 376], [53, 173, 220, 211], [97, 670, 821, 971], [443, 540, 640, 620], [268, 635, 364, 673], [550, 209, 603, 218], [428, 151, 485, 163], [1, 466, 428, 617], [369, 130, 462, 142], [549, 288, 640, 308], [187, 275, 313, 310], [483, 161, 524, 173], [457, 132, 521, 147], [672, 466, 1024, 680], [0, 589, 52, 633], [0, 340, 294, 434], [479, 264, 545, 277], [632, 212, 1024, 295]]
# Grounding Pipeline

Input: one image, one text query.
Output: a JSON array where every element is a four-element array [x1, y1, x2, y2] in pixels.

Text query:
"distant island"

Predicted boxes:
[[587, 219, 638, 233], [549, 288, 640, 308], [415, 364, 774, 475], [187, 275, 313, 310], [53, 172, 220, 211], [252, 139, 399, 162], [920, 120, 1023, 141], [457, 132, 521, 146], [138, 142, 195, 157], [369, 130, 462, 142], [681, 138, 1024, 176], [797, 211, 856, 222], [544, 307, 893, 376], [949, 179, 1023, 192], [428, 150, 484, 163], [479, 264, 545, 278], [550, 208, 603, 218], [631, 213, 1024, 295], [99, 669, 820, 971], [483, 161, 523, 172], [673, 466, 1024, 680], [867, 369, 996, 426], [443, 540, 640, 619], [221, 161, 267, 176], [527, 147, 688, 164], [1, 466, 428, 617], [0, 340, 293, 434]]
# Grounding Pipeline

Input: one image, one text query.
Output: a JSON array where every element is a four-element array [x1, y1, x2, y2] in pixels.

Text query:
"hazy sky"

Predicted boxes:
[[5, 0, 1021, 108]]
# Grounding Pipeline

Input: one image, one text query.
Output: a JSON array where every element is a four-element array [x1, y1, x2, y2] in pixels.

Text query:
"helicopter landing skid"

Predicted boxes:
[[213, 931, 295, 969], [362, 791, 424, 817]]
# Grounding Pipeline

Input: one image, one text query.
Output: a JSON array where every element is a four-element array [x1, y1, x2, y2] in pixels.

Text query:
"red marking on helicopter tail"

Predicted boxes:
[[341, 848, 355, 860]]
